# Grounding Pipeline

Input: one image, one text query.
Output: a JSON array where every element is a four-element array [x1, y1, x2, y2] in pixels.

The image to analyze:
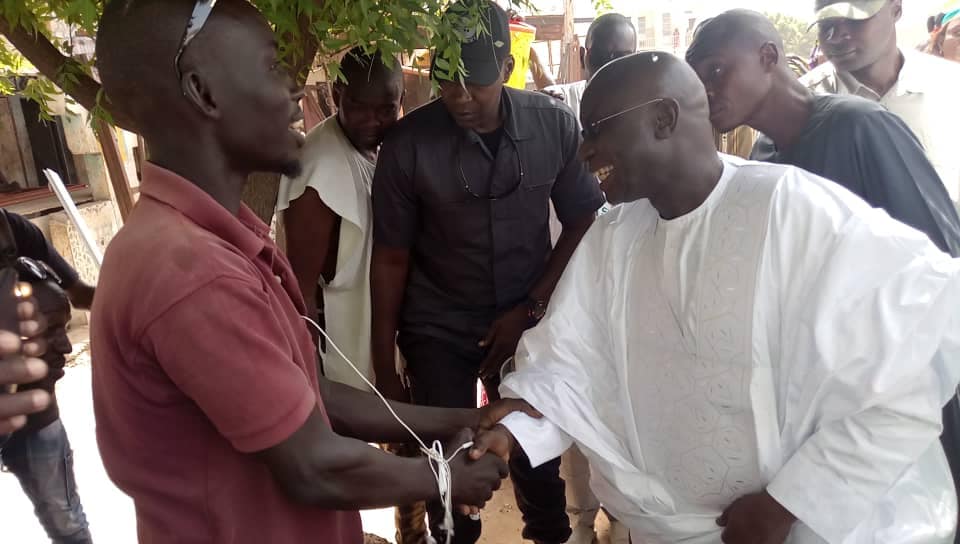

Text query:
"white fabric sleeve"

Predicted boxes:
[[767, 368, 944, 543], [500, 208, 641, 473], [764, 171, 960, 543], [499, 412, 574, 468], [276, 119, 349, 213]]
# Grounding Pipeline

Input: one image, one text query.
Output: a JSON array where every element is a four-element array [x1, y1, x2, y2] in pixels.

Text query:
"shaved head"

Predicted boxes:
[[582, 12, 638, 79], [686, 9, 784, 66], [685, 9, 791, 133], [98, 0, 305, 184], [585, 13, 635, 48], [97, 0, 196, 132], [582, 51, 712, 130], [579, 52, 720, 209], [98, 0, 274, 133]]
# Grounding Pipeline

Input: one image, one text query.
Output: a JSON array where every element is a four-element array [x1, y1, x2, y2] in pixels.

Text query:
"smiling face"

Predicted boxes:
[[689, 43, 773, 133], [201, 7, 306, 177], [578, 97, 668, 205], [817, 1, 901, 73]]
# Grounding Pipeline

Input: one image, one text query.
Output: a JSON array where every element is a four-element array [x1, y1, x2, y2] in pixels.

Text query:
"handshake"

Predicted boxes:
[[442, 400, 534, 515]]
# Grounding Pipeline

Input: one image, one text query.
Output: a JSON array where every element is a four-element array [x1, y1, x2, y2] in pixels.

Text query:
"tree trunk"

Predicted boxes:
[[241, 173, 283, 228]]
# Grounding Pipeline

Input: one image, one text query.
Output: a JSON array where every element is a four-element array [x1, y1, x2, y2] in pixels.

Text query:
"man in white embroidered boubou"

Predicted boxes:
[[472, 51, 960, 544]]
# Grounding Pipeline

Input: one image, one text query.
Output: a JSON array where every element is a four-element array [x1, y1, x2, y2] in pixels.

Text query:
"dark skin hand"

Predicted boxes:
[[66, 281, 96, 311], [469, 423, 516, 462], [717, 491, 796, 544], [370, 244, 411, 402], [0, 299, 52, 434], [477, 214, 595, 379], [260, 408, 508, 509], [258, 376, 539, 509], [538, 88, 565, 101], [319, 376, 540, 444]]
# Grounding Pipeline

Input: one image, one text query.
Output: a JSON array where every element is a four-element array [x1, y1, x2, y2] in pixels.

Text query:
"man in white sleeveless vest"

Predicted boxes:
[[279, 48, 433, 544], [472, 51, 960, 544], [278, 47, 403, 391]]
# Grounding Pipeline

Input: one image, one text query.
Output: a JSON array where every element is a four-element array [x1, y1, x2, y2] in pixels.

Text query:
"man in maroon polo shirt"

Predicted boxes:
[[90, 1, 523, 542]]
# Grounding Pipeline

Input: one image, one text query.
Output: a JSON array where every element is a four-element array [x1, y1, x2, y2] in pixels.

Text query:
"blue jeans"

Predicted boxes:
[[1, 419, 93, 544]]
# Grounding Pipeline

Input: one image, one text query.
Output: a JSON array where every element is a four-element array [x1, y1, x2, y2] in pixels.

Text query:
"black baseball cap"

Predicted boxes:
[[432, 0, 512, 86]]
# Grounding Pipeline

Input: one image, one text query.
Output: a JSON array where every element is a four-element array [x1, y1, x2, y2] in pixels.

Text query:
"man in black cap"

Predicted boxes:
[[371, 1, 606, 542], [803, 0, 960, 201]]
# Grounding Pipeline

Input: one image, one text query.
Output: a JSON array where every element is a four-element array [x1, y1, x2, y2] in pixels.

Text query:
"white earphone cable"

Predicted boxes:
[[301, 316, 474, 544]]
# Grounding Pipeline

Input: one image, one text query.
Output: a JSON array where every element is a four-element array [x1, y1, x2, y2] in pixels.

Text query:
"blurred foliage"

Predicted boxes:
[[766, 11, 817, 58]]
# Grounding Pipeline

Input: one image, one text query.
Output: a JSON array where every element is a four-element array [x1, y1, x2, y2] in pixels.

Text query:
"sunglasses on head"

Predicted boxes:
[[175, 0, 219, 81]]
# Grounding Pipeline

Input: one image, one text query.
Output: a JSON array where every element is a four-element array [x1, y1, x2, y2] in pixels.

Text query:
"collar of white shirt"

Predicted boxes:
[[835, 48, 930, 101]]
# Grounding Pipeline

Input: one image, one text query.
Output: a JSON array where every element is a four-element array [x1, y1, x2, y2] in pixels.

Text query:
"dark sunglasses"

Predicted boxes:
[[581, 98, 665, 140]]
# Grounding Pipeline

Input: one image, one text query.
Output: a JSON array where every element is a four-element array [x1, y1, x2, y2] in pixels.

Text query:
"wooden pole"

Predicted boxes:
[[94, 119, 135, 222], [558, 0, 581, 84]]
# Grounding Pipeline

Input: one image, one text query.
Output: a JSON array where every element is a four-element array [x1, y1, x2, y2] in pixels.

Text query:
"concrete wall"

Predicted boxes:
[[8, 99, 133, 325], [0, 98, 30, 186]]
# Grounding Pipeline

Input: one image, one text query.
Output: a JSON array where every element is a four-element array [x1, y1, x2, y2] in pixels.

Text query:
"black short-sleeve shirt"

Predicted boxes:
[[373, 87, 605, 342], [1, 209, 81, 288]]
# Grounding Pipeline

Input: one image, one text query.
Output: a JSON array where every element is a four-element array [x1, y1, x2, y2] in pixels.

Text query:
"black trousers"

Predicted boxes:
[[399, 332, 571, 544]]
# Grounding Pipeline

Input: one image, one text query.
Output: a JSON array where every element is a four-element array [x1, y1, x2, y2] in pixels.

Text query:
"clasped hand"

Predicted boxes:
[[717, 491, 796, 544], [452, 400, 539, 517]]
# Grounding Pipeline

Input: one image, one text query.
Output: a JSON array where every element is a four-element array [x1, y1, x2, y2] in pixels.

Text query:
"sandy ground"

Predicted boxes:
[[2, 327, 618, 544]]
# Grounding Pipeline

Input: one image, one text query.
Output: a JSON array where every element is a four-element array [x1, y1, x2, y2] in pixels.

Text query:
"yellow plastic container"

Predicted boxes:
[[507, 22, 537, 89]]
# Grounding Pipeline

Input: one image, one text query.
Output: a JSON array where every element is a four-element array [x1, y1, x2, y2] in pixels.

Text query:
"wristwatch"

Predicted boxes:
[[526, 297, 548, 324]]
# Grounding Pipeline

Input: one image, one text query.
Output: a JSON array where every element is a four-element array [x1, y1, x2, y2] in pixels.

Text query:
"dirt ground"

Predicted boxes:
[[2, 327, 619, 544]]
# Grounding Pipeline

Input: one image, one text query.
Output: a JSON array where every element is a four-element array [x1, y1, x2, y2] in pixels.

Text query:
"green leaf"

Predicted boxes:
[[3, 0, 541, 126]]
